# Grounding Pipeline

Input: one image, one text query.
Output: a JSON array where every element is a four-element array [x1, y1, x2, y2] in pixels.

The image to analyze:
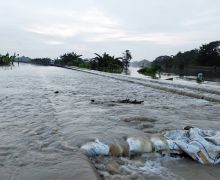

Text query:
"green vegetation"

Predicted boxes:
[[196, 78, 203, 84], [138, 65, 162, 78], [0, 50, 131, 74], [90, 53, 123, 73], [54, 51, 125, 73], [54, 52, 91, 69], [0, 53, 16, 66], [57, 52, 83, 66], [31, 58, 52, 65], [198, 41, 220, 67], [8, 50, 130, 74], [152, 41, 220, 70]]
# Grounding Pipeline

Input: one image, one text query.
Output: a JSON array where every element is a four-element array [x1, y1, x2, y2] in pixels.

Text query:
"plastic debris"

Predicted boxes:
[[164, 128, 220, 164], [81, 139, 110, 156], [150, 136, 169, 152], [127, 137, 153, 154]]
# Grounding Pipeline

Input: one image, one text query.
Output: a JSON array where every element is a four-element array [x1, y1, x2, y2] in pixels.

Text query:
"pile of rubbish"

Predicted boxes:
[[81, 127, 220, 164]]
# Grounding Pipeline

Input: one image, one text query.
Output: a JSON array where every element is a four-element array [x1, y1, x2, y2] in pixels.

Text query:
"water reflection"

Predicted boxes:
[[0, 65, 14, 70]]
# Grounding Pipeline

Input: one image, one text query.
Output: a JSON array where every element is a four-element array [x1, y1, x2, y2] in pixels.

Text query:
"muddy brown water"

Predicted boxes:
[[0, 64, 220, 180]]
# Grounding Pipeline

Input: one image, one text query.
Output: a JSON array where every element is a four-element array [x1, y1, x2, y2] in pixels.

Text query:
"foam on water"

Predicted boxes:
[[119, 156, 183, 180]]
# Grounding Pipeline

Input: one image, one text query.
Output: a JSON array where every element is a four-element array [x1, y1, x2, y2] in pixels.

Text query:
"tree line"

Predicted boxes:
[[1, 50, 132, 74], [31, 58, 51, 65], [0, 53, 16, 66], [30, 50, 132, 74], [152, 41, 220, 70]]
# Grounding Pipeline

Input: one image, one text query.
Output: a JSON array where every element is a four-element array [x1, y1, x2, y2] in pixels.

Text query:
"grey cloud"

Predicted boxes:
[[0, 0, 220, 60]]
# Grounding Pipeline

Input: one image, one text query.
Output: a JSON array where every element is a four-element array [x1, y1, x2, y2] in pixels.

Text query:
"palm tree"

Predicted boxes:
[[123, 50, 132, 71], [59, 52, 83, 66], [0, 53, 16, 66], [91, 53, 123, 73]]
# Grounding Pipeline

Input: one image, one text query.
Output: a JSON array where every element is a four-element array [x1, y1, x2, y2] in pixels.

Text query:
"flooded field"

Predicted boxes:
[[0, 64, 220, 180]]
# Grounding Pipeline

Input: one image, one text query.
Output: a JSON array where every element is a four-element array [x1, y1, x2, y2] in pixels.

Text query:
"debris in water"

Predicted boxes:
[[81, 128, 220, 165], [80, 139, 110, 156], [164, 127, 220, 164], [183, 126, 194, 130], [109, 143, 129, 157], [165, 78, 173, 81], [150, 136, 169, 152], [127, 137, 153, 154], [106, 160, 120, 175], [90, 99, 144, 105], [112, 99, 144, 104]]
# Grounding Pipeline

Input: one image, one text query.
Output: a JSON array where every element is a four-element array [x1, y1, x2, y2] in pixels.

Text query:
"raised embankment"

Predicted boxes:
[[53, 65, 220, 103]]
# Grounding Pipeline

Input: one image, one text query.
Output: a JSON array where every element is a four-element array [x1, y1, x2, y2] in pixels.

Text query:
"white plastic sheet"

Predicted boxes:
[[164, 128, 220, 164]]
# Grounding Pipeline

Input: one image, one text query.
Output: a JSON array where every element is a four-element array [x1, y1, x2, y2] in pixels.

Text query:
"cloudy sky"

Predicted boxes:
[[0, 0, 219, 61]]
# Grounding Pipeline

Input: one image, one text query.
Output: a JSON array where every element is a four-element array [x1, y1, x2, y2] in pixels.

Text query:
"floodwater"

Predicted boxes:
[[0, 64, 220, 180]]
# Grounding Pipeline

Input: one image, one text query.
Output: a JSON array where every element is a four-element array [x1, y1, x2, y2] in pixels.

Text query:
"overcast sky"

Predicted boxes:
[[0, 0, 219, 61]]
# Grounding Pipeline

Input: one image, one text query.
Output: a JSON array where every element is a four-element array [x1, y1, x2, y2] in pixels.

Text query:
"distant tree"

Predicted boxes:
[[173, 52, 186, 70], [197, 41, 220, 66], [141, 40, 220, 78], [138, 65, 162, 79], [153, 56, 173, 70], [31, 58, 52, 65], [152, 49, 199, 70], [0, 53, 16, 66], [90, 52, 123, 73], [122, 50, 132, 71], [78, 58, 91, 69], [59, 52, 83, 66]]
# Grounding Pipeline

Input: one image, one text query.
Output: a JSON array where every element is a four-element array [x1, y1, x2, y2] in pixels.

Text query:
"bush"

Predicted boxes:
[[0, 53, 15, 66], [138, 65, 161, 78], [90, 53, 123, 73]]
